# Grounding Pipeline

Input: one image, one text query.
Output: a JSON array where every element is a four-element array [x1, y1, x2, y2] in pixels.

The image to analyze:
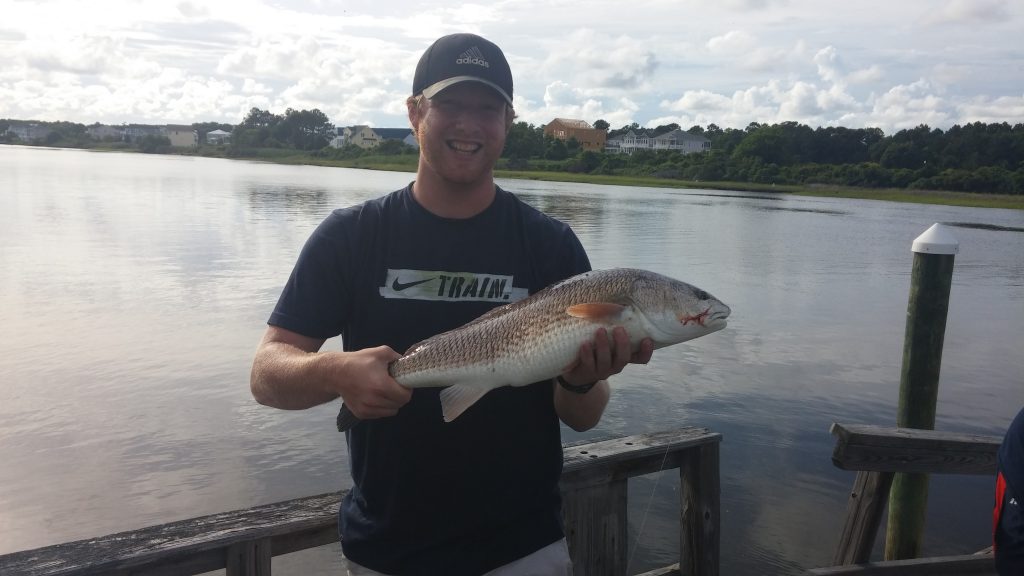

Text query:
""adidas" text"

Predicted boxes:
[[456, 57, 489, 67]]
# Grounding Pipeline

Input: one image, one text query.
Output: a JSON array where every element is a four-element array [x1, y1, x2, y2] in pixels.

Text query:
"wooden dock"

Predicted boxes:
[[0, 426, 722, 576], [806, 422, 1000, 575]]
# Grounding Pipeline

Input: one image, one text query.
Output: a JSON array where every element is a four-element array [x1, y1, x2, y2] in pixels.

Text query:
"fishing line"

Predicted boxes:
[[626, 439, 672, 573]]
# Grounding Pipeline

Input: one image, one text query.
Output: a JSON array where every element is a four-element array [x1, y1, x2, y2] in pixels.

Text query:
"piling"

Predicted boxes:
[[884, 223, 958, 561]]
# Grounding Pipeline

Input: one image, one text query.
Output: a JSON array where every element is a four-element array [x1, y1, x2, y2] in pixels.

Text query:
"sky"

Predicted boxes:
[[2, 0, 1022, 135]]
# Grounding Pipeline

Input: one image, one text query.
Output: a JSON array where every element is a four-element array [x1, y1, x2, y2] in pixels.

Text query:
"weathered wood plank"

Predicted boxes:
[[832, 470, 894, 565], [0, 492, 341, 576], [808, 553, 996, 575], [679, 442, 720, 576], [830, 423, 1000, 475], [562, 478, 628, 576], [562, 427, 722, 490]]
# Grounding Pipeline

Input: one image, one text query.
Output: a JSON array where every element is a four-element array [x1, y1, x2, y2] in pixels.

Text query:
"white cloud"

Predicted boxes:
[[0, 0, 1020, 131], [539, 29, 659, 92], [866, 79, 953, 131], [176, 1, 210, 19], [847, 65, 884, 85], [707, 31, 757, 55], [241, 78, 273, 95], [926, 0, 1010, 25], [514, 80, 637, 128], [956, 94, 1024, 125]]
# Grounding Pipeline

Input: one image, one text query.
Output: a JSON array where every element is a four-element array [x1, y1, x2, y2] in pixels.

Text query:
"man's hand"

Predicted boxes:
[[560, 326, 654, 388], [554, 326, 654, 432], [330, 346, 412, 420]]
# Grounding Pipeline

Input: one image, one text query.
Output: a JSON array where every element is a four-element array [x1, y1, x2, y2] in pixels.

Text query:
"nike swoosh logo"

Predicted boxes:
[[392, 277, 435, 291]]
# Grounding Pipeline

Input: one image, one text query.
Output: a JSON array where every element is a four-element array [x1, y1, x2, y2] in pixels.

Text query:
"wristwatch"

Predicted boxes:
[[556, 375, 598, 394]]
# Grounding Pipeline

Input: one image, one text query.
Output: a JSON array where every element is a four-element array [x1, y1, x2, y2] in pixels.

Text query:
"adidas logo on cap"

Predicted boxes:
[[456, 47, 490, 68]]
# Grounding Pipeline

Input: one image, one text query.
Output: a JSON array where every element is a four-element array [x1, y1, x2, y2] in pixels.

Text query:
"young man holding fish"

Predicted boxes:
[[251, 33, 655, 575]]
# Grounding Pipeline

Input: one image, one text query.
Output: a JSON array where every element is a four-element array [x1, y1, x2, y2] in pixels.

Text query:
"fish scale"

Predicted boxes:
[[337, 268, 730, 431]]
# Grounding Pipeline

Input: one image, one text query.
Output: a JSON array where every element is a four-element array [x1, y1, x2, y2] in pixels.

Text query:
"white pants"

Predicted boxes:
[[344, 538, 573, 576]]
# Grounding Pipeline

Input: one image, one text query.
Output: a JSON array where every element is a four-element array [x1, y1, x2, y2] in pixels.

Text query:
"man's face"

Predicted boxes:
[[411, 82, 509, 187]]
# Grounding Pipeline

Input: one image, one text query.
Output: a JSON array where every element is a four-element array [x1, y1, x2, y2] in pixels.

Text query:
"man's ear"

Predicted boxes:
[[407, 98, 421, 132]]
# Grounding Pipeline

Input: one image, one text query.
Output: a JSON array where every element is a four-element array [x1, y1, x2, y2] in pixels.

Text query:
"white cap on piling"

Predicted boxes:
[[912, 223, 959, 254]]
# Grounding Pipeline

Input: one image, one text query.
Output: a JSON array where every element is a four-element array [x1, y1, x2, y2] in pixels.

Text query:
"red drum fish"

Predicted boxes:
[[337, 268, 730, 431]]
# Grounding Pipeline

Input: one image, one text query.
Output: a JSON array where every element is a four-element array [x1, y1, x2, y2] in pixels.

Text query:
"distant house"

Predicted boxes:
[[606, 129, 710, 155], [606, 130, 649, 154], [206, 129, 231, 145], [652, 129, 711, 154], [543, 118, 607, 152], [86, 124, 124, 141], [331, 126, 418, 150], [5, 123, 54, 142], [123, 125, 164, 142], [332, 125, 381, 149], [163, 125, 198, 147], [374, 128, 418, 150]]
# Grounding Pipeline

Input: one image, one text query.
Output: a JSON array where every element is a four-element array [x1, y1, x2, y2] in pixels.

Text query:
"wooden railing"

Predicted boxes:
[[806, 423, 1000, 576], [0, 426, 721, 576]]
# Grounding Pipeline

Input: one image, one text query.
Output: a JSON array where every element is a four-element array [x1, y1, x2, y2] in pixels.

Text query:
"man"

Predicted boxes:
[[995, 407, 1024, 575], [250, 33, 653, 575]]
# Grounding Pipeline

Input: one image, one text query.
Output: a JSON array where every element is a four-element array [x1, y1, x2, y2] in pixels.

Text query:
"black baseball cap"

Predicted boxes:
[[412, 33, 513, 105]]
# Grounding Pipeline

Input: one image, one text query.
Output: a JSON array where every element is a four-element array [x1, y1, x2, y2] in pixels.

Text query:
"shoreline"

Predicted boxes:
[[7, 143, 1023, 210], [206, 150, 1024, 210], [318, 157, 1024, 211]]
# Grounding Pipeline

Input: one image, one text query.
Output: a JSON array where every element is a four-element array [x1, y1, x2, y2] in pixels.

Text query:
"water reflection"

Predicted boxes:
[[244, 183, 333, 218], [944, 221, 1024, 233]]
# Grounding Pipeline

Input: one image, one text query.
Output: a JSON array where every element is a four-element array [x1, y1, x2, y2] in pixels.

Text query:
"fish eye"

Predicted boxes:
[[696, 289, 709, 300]]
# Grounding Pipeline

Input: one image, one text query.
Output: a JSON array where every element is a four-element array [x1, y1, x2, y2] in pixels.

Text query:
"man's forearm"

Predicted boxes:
[[250, 341, 339, 410]]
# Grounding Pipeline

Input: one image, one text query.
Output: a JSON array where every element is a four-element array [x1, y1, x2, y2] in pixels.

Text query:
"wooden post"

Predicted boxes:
[[680, 441, 720, 576], [562, 478, 629, 576], [885, 223, 958, 561], [226, 538, 272, 576]]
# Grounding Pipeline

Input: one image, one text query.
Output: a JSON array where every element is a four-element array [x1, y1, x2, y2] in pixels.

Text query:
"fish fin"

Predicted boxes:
[[336, 403, 362, 432], [439, 385, 491, 422], [566, 302, 626, 320]]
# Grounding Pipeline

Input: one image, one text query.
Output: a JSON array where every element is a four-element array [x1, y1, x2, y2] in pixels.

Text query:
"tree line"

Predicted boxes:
[[501, 120, 1024, 195], [4, 113, 1023, 194], [228, 107, 334, 153]]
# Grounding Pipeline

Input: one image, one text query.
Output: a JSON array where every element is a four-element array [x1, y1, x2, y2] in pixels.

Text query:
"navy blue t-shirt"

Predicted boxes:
[[268, 185, 591, 575]]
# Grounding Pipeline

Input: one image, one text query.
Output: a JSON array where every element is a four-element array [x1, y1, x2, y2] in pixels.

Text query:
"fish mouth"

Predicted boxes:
[[688, 306, 729, 333], [707, 309, 730, 329], [679, 304, 730, 327], [709, 308, 730, 322]]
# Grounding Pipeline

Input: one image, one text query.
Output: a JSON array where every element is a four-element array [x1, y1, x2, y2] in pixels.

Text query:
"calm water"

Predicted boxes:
[[1, 145, 1022, 574]]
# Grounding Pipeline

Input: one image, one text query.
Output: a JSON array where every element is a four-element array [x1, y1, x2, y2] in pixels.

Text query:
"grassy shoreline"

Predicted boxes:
[[294, 155, 1024, 210], [11, 143, 1024, 210]]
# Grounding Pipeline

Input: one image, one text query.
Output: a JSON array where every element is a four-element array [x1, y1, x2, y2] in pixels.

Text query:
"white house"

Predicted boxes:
[[331, 125, 381, 149], [206, 129, 231, 144], [651, 129, 711, 154], [163, 125, 198, 147], [606, 129, 710, 155], [330, 126, 418, 150]]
